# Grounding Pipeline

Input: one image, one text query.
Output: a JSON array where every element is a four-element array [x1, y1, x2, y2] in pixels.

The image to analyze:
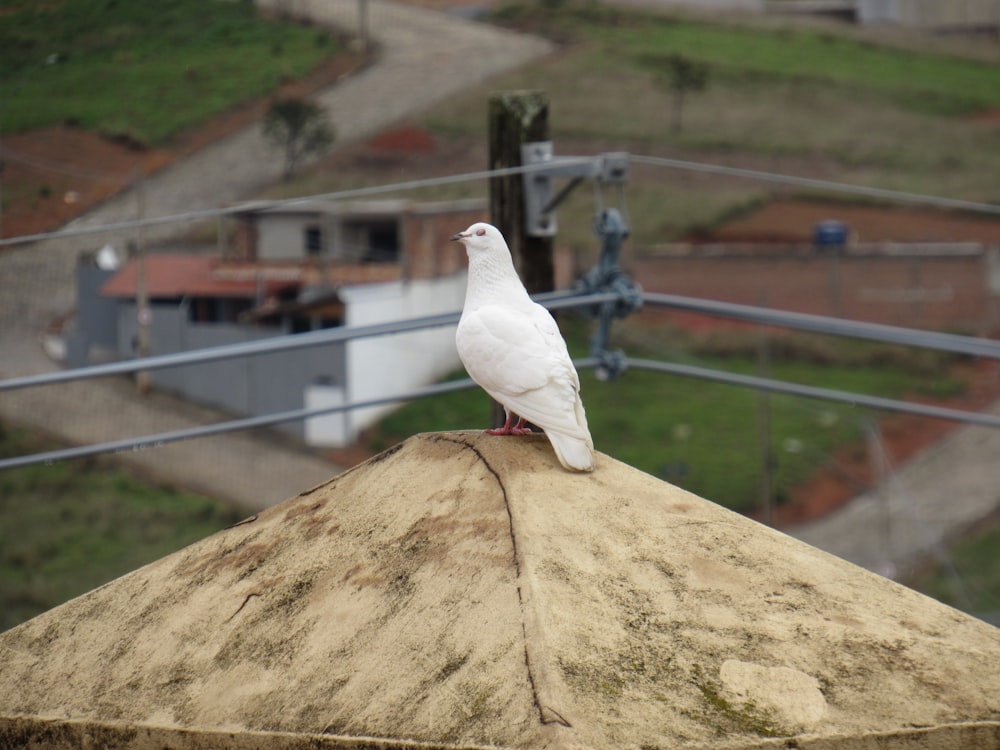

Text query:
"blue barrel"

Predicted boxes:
[[814, 220, 849, 248]]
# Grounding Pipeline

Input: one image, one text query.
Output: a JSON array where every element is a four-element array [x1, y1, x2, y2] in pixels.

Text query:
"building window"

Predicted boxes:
[[363, 221, 400, 263], [304, 225, 323, 256], [188, 297, 252, 324], [340, 218, 401, 263]]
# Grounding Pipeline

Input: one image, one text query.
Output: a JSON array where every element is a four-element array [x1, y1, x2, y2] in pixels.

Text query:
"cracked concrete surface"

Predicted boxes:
[[2, 433, 997, 748]]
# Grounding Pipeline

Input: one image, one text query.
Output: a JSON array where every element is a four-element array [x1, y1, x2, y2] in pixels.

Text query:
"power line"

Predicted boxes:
[[0, 291, 617, 393], [0, 158, 596, 248], [628, 154, 1000, 216], [627, 358, 1000, 430], [3, 289, 998, 396], [3, 152, 1000, 469], [1, 148, 132, 183], [0, 292, 1000, 470], [0, 377, 477, 471], [0, 309, 462, 393], [643, 292, 1000, 359], [4, 152, 999, 248], [5, 351, 999, 472]]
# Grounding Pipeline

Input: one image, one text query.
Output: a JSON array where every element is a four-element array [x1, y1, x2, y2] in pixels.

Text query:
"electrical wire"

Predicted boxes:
[[0, 377, 477, 471], [3, 282, 1000, 467], [0, 291, 618, 393], [643, 292, 1000, 359], [4, 348, 999, 471], [626, 357, 1000, 430], [628, 154, 1000, 216], [3, 154, 1000, 474], [4, 289, 998, 396], [0, 148, 133, 184], [4, 152, 999, 248], [0, 158, 595, 248]]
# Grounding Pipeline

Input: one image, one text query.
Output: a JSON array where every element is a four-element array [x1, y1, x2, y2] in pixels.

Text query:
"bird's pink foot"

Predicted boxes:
[[486, 413, 514, 435], [510, 417, 532, 435], [485, 415, 532, 436]]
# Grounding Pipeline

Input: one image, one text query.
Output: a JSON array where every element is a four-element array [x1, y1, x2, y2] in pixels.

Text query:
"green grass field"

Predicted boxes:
[[368, 323, 964, 513], [0, 422, 242, 631], [616, 20, 1000, 116], [0, 0, 339, 145], [913, 517, 1000, 626]]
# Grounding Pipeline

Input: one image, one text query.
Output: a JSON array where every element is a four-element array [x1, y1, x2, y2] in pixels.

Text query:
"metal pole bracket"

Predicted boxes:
[[520, 143, 629, 237]]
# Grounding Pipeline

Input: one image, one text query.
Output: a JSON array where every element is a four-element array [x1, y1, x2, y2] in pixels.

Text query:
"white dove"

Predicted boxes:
[[451, 222, 595, 472]]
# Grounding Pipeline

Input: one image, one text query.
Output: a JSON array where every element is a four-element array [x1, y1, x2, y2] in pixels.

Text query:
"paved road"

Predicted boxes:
[[0, 1, 553, 511]]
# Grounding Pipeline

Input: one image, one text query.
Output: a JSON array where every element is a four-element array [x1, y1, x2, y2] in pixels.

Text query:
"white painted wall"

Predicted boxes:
[[856, 0, 896, 23], [338, 273, 468, 441], [304, 383, 349, 447], [619, 0, 763, 10], [257, 214, 310, 260], [857, 0, 1000, 25]]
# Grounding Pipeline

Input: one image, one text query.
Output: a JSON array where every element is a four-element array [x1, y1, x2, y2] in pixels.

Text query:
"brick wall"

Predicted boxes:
[[401, 206, 487, 281], [615, 243, 998, 334], [229, 218, 258, 261]]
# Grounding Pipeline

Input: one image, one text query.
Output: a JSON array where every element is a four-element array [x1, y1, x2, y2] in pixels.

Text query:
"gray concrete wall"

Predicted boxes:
[[113, 303, 346, 441], [67, 267, 119, 368]]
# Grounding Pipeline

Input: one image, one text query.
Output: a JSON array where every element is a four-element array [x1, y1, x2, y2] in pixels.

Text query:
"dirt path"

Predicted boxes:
[[790, 398, 1000, 578], [0, 1, 553, 510]]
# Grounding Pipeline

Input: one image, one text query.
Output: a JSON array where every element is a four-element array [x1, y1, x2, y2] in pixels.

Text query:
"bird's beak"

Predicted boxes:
[[449, 232, 468, 242]]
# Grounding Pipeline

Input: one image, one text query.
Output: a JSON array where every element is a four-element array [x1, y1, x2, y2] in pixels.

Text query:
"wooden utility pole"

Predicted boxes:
[[486, 91, 554, 428], [488, 90, 553, 295]]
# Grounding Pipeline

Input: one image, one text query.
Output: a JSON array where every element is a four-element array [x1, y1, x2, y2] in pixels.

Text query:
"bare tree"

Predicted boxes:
[[262, 97, 336, 180], [662, 54, 709, 133]]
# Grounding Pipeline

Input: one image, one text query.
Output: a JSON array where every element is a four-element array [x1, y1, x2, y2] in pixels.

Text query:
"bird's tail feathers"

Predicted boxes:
[[546, 430, 595, 472]]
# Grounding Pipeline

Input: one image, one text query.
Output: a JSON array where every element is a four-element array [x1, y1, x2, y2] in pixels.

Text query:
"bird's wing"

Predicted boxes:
[[457, 303, 587, 437]]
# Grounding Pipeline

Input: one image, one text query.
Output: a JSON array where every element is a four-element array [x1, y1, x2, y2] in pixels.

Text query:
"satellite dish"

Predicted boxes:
[[96, 244, 120, 270]]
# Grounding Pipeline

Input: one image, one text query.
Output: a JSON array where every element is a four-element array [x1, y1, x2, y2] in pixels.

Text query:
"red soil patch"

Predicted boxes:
[[768, 360, 1000, 527], [0, 50, 366, 242], [969, 108, 1000, 125], [1, 127, 172, 239], [364, 124, 437, 153]]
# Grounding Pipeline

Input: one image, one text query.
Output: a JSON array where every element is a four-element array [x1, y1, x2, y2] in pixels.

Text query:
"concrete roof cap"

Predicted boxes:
[[1, 432, 998, 749]]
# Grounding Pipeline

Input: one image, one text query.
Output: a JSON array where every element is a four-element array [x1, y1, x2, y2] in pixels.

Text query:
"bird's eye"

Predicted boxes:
[[476, 228, 486, 236]]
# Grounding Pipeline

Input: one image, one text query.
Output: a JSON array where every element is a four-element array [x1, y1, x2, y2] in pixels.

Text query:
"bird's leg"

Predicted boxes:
[[510, 416, 533, 435], [485, 412, 533, 436], [486, 412, 515, 436]]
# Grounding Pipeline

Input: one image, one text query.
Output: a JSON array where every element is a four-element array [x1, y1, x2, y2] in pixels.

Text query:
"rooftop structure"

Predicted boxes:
[[1, 432, 998, 748]]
